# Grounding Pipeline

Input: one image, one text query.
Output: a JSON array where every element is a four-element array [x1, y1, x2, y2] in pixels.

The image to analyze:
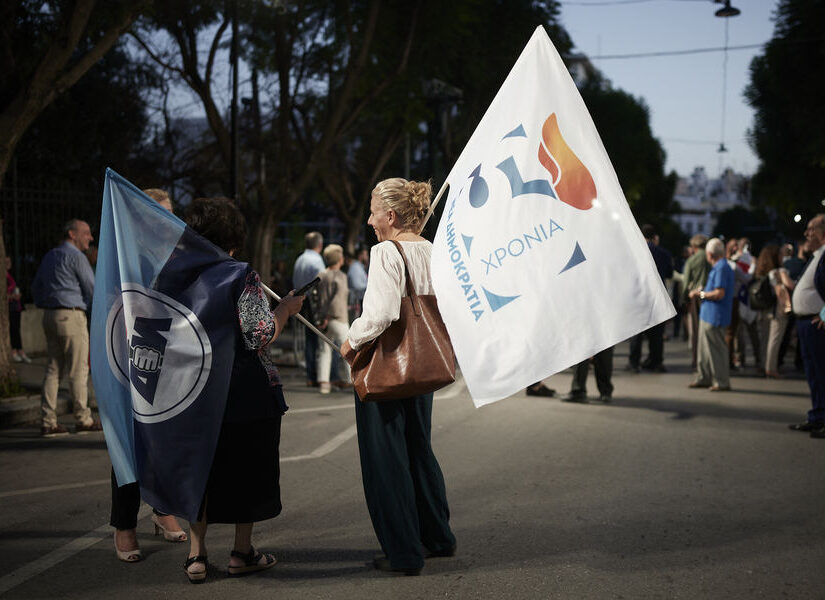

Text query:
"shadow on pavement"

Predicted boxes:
[[540, 395, 803, 424], [0, 437, 108, 452]]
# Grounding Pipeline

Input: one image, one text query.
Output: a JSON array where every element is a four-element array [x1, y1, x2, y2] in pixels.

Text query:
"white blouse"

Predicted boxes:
[[347, 240, 434, 350]]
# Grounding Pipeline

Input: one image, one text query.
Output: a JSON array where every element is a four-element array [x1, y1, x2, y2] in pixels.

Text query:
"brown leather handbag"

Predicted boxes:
[[348, 240, 455, 401]]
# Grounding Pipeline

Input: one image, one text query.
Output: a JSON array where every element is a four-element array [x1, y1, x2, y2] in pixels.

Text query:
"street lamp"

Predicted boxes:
[[715, 0, 741, 18]]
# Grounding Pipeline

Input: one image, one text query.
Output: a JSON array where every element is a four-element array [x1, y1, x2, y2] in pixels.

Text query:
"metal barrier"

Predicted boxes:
[[1, 185, 98, 304]]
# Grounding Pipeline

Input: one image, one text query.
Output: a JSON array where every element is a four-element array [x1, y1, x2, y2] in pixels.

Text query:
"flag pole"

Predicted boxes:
[[260, 282, 341, 352], [420, 178, 450, 231]]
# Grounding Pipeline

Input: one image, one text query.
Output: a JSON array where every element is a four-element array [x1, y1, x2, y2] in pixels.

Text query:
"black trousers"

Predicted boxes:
[[8, 308, 22, 350], [109, 469, 165, 530], [354, 392, 456, 570], [570, 346, 614, 397], [629, 322, 665, 368]]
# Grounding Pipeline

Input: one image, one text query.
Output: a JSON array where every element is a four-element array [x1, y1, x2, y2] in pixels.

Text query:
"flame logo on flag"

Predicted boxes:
[[537, 113, 596, 210]]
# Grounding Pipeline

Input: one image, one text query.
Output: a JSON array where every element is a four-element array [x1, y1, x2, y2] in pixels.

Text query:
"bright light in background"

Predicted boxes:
[[794, 214, 802, 223], [821, 198, 825, 206]]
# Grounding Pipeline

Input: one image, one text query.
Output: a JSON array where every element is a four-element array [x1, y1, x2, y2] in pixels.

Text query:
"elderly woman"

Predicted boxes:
[[341, 178, 457, 576], [181, 197, 303, 583]]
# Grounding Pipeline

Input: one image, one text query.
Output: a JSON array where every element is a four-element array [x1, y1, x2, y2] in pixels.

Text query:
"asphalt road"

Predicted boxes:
[[1, 340, 824, 599]]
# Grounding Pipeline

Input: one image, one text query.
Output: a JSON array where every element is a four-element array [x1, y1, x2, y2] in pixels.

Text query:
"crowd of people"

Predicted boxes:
[[520, 218, 825, 443], [617, 217, 825, 440]]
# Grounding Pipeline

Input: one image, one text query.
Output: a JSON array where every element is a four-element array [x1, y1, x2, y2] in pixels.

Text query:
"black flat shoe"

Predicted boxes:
[[789, 421, 824, 432], [426, 544, 456, 558], [526, 384, 555, 397], [810, 426, 825, 438], [561, 393, 587, 403], [372, 557, 421, 576]]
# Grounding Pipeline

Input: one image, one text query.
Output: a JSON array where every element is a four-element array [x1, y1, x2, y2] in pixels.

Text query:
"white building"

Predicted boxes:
[[672, 167, 751, 236]]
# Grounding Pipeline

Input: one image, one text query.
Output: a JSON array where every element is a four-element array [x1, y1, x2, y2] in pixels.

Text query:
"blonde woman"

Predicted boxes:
[[315, 244, 351, 393], [341, 178, 456, 576]]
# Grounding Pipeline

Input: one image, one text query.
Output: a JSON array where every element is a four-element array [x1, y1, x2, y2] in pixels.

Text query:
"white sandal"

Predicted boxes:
[[113, 531, 142, 563], [152, 514, 187, 542]]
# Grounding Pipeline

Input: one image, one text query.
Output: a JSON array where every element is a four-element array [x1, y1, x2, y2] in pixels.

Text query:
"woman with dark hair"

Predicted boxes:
[[181, 197, 304, 583], [341, 178, 456, 576], [754, 244, 796, 377]]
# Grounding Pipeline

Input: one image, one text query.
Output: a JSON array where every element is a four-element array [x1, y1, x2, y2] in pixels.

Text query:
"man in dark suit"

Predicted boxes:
[[787, 214, 825, 438], [626, 224, 673, 373]]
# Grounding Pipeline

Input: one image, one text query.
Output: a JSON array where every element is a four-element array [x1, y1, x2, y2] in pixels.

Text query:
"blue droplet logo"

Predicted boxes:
[[469, 165, 489, 208]]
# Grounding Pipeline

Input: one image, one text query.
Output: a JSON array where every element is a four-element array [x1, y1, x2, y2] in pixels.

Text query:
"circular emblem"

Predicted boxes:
[[106, 283, 212, 423]]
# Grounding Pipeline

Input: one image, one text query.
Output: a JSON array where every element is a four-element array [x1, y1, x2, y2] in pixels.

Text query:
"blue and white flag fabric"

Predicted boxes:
[[91, 169, 247, 521], [431, 26, 675, 407]]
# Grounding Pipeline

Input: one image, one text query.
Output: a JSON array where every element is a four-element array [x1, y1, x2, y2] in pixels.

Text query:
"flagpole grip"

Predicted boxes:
[[260, 283, 341, 353], [421, 178, 449, 231]]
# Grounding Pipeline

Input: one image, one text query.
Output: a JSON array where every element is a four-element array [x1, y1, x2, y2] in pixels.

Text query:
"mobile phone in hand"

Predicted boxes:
[[295, 277, 320, 296]]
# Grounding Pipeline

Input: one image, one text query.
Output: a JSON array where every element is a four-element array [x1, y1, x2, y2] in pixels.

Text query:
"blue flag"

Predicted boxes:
[[91, 169, 248, 521]]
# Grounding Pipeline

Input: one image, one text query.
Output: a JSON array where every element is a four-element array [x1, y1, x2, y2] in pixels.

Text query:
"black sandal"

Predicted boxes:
[[184, 555, 208, 584], [227, 546, 277, 576]]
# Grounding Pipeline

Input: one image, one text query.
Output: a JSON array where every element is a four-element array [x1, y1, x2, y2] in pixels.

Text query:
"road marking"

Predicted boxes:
[[280, 378, 465, 462], [281, 424, 358, 462], [0, 479, 110, 499], [0, 505, 152, 596]]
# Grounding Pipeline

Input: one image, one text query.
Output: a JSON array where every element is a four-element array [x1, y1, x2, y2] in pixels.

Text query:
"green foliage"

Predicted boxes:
[[579, 78, 680, 249], [13, 44, 158, 191], [713, 205, 776, 250], [0, 374, 24, 399], [744, 0, 825, 221]]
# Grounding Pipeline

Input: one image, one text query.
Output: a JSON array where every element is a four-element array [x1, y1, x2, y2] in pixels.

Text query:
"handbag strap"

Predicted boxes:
[[389, 240, 422, 316]]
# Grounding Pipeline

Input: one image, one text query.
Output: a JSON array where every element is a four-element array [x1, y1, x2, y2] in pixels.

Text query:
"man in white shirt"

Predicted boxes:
[[293, 232, 325, 386], [787, 214, 825, 437]]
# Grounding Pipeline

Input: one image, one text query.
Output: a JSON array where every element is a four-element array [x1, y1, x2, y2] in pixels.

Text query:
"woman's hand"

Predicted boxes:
[[340, 339, 357, 365], [281, 290, 304, 316]]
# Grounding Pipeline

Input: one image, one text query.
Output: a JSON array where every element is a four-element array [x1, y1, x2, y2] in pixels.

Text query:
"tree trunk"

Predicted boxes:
[[343, 217, 362, 256], [0, 223, 16, 389], [250, 207, 277, 288]]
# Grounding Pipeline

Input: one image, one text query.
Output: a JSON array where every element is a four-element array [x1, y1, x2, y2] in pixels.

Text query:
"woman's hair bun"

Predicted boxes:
[[405, 180, 432, 220], [373, 177, 433, 233]]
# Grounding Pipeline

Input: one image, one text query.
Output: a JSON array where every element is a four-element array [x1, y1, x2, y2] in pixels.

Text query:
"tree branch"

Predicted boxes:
[[129, 31, 188, 79], [205, 14, 230, 85], [53, 3, 148, 95]]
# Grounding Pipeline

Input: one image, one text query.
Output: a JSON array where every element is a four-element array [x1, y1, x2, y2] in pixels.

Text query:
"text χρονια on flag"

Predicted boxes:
[[430, 26, 675, 407], [91, 169, 248, 521]]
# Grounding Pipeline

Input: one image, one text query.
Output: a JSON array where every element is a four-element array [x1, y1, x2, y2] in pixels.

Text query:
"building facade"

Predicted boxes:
[[672, 167, 751, 236]]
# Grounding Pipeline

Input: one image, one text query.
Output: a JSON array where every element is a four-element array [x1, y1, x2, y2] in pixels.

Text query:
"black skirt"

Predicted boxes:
[[204, 414, 282, 524]]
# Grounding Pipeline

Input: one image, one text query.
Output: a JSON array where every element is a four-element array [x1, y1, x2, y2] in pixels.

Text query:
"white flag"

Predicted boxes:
[[431, 26, 675, 407]]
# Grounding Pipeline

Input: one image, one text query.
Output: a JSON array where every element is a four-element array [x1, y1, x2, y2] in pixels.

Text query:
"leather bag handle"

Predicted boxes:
[[389, 240, 421, 317]]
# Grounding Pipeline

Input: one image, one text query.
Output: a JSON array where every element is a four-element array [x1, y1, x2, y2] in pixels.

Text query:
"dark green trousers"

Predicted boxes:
[[354, 391, 456, 570]]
